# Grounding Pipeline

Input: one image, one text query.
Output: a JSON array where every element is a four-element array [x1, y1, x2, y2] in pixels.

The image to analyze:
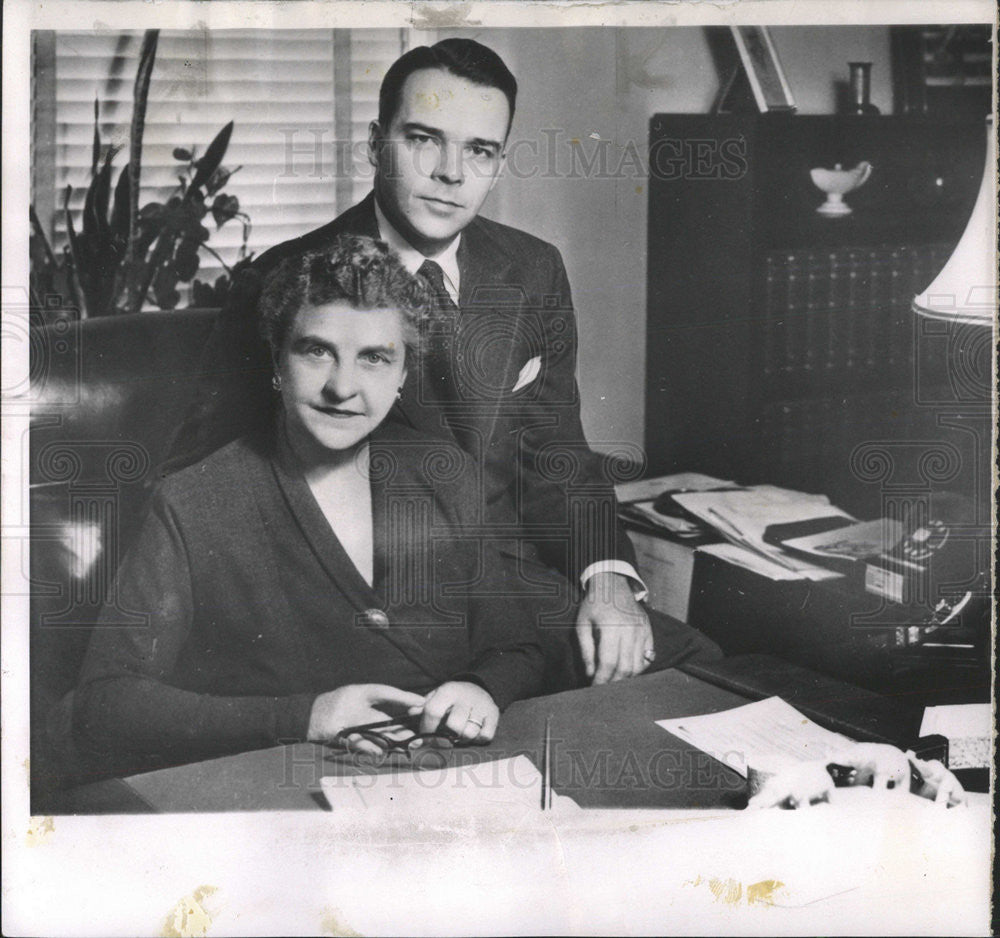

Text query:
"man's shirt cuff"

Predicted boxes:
[[580, 561, 649, 603]]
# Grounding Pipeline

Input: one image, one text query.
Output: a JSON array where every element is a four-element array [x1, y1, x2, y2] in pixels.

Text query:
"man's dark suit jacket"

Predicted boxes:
[[169, 192, 638, 583]]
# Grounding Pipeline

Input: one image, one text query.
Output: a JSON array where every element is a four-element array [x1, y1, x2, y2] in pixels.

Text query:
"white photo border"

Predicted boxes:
[[3, 2, 995, 936]]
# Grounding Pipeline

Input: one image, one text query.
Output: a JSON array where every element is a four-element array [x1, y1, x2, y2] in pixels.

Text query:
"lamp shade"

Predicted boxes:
[[913, 116, 997, 326]]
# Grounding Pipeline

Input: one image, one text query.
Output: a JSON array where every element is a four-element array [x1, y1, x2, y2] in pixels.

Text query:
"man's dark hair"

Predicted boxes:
[[259, 235, 431, 362], [378, 38, 517, 133]]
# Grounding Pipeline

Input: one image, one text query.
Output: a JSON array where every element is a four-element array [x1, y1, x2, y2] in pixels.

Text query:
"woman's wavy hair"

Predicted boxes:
[[258, 235, 432, 363]]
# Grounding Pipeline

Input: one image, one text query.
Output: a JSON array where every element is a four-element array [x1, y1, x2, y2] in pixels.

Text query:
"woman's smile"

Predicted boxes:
[[278, 302, 408, 461], [314, 404, 365, 418]]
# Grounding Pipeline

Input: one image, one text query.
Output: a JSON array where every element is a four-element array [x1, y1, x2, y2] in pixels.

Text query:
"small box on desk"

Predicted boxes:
[[624, 522, 721, 623]]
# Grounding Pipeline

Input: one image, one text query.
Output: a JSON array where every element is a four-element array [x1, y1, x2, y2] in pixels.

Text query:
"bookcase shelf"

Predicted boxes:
[[645, 114, 986, 518]]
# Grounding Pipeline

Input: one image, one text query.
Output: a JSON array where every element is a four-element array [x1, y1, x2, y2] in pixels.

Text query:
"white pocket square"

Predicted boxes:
[[511, 356, 541, 393]]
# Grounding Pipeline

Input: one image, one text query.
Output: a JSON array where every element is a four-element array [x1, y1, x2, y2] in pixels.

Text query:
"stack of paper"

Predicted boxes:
[[619, 501, 704, 537], [696, 542, 842, 582], [673, 485, 852, 580], [320, 755, 579, 814], [616, 472, 736, 538], [780, 518, 905, 565], [656, 696, 854, 779], [614, 472, 735, 505]]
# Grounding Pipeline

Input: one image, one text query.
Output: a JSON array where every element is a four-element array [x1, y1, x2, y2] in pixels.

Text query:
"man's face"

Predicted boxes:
[[278, 302, 407, 457], [369, 67, 510, 255]]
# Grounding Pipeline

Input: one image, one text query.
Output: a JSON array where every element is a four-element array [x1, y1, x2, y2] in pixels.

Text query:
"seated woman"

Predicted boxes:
[[70, 236, 545, 775]]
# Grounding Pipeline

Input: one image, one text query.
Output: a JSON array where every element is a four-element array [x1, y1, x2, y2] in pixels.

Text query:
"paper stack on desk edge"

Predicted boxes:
[[656, 696, 854, 779], [614, 472, 736, 505], [695, 542, 842, 582], [674, 485, 852, 581], [616, 472, 738, 539], [320, 754, 580, 814], [619, 500, 704, 537]]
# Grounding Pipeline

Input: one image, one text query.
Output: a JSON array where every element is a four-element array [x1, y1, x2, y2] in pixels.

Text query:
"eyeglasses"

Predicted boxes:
[[332, 717, 459, 757]]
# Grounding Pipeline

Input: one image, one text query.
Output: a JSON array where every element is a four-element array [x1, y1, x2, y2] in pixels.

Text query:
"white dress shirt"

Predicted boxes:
[[374, 199, 461, 302]]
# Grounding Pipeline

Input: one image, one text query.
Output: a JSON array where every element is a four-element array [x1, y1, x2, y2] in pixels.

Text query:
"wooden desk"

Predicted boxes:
[[56, 658, 931, 814]]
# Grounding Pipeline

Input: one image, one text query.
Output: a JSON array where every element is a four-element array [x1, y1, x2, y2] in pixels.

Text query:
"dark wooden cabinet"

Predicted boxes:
[[645, 114, 988, 518]]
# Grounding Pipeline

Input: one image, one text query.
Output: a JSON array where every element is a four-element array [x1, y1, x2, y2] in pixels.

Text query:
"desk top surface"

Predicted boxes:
[[61, 654, 941, 814], [74, 668, 758, 814]]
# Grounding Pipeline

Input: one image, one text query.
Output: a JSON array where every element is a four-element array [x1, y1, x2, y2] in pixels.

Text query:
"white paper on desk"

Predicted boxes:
[[657, 696, 854, 778], [783, 518, 905, 562], [320, 755, 579, 814], [696, 542, 843, 582], [919, 704, 992, 769], [674, 485, 854, 578], [614, 472, 735, 504]]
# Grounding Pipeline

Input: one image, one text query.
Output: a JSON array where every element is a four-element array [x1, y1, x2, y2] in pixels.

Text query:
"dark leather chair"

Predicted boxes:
[[29, 308, 242, 801]]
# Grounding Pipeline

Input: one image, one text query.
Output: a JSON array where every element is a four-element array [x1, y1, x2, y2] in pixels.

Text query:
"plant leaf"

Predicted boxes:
[[110, 165, 131, 243], [205, 168, 228, 196], [174, 248, 200, 281], [81, 166, 100, 239], [206, 164, 241, 196], [64, 186, 81, 262], [190, 121, 233, 192], [91, 98, 101, 177], [123, 29, 159, 314], [64, 186, 97, 315], [173, 147, 193, 162], [211, 194, 240, 228], [190, 278, 215, 308], [153, 260, 181, 309], [92, 146, 117, 236]]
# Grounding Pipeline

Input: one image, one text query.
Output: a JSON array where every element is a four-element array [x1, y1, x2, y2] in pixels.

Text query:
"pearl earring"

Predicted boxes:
[[272, 374, 282, 392]]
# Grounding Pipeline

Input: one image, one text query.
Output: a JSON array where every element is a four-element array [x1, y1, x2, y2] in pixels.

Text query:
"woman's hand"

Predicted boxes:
[[307, 683, 426, 748], [413, 681, 499, 744]]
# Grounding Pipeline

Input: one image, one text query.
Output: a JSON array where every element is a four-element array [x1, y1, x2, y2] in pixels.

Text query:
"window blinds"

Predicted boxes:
[[38, 28, 407, 295]]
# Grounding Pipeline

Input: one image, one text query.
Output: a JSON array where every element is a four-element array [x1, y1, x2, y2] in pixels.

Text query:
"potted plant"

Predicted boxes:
[[29, 29, 253, 318]]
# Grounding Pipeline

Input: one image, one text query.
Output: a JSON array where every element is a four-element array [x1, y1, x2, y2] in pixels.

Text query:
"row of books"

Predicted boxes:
[[761, 242, 953, 392]]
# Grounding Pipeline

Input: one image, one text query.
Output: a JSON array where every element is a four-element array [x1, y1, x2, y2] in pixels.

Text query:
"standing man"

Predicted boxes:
[[171, 38, 718, 688]]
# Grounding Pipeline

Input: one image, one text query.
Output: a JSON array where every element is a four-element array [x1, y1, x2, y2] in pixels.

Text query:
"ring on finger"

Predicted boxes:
[[642, 647, 656, 663], [467, 717, 485, 728]]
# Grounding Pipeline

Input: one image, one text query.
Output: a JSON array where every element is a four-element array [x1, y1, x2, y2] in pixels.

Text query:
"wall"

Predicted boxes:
[[437, 25, 892, 456]]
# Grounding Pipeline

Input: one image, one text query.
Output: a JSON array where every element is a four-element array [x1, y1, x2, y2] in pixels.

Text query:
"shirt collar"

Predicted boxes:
[[373, 197, 461, 301]]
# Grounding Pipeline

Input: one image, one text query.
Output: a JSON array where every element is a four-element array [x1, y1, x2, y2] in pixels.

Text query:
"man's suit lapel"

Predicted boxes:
[[382, 209, 531, 456], [452, 220, 533, 453], [457, 218, 518, 310]]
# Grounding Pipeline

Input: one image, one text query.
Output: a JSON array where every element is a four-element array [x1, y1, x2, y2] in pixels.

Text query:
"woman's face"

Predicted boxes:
[[278, 301, 408, 455]]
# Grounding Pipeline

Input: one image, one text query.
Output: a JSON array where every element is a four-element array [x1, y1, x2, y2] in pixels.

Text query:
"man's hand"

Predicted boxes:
[[575, 572, 654, 685], [307, 683, 426, 753], [412, 681, 499, 744]]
